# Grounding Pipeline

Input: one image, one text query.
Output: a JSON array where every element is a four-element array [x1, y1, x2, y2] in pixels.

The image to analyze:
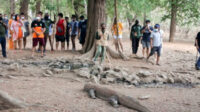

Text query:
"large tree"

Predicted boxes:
[[10, 0, 15, 14], [20, 0, 30, 18], [35, 0, 42, 14], [81, 0, 128, 60], [82, 0, 106, 53]]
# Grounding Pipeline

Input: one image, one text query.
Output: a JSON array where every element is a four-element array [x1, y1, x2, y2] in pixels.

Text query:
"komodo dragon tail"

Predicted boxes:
[[118, 94, 151, 112]]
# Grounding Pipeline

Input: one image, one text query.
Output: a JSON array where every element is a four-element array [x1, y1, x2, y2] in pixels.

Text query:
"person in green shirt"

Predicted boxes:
[[0, 14, 7, 58], [130, 20, 142, 56]]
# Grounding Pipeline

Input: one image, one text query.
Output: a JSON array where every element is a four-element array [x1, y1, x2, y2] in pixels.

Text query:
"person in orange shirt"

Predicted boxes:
[[8, 13, 15, 50], [111, 17, 124, 52], [31, 12, 46, 57], [11, 14, 23, 51]]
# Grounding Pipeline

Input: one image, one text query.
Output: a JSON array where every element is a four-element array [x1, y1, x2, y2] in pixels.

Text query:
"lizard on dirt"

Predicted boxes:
[[84, 84, 151, 112]]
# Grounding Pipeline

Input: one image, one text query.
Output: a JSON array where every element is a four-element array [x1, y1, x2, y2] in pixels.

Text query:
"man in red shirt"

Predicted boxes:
[[56, 13, 66, 51]]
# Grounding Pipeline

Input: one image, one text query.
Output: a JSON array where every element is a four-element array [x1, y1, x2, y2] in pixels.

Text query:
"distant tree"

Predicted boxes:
[[35, 0, 42, 14]]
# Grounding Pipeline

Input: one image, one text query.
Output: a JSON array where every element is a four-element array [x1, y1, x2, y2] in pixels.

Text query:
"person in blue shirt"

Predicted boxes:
[[141, 20, 153, 58], [78, 15, 87, 47], [70, 15, 78, 51]]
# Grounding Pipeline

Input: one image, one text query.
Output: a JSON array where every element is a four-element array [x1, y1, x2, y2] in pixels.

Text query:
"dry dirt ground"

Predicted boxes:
[[0, 37, 200, 112]]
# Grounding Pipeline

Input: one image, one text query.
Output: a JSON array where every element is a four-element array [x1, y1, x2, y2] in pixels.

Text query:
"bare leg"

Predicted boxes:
[[156, 55, 160, 65], [41, 46, 44, 57], [61, 42, 65, 51], [32, 47, 36, 57], [18, 39, 22, 51], [49, 36, 54, 51], [118, 38, 123, 52], [14, 41, 17, 50], [146, 48, 150, 58], [142, 48, 145, 57], [23, 37, 27, 49], [56, 42, 59, 51]]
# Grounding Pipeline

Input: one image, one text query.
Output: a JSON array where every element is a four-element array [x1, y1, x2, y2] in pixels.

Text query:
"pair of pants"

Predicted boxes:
[[196, 49, 200, 68], [132, 37, 140, 54], [0, 37, 7, 57], [94, 45, 106, 63]]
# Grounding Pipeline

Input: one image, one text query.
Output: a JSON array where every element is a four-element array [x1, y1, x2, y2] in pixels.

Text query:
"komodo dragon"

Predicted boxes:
[[84, 84, 151, 112]]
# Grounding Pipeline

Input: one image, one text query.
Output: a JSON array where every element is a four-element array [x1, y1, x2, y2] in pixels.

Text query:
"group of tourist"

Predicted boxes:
[[0, 11, 199, 69], [0, 11, 87, 57], [94, 19, 164, 65]]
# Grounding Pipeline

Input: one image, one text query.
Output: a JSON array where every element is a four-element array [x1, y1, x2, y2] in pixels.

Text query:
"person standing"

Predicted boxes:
[[130, 20, 142, 56], [65, 16, 70, 50], [111, 17, 124, 52], [3, 14, 9, 38], [0, 15, 7, 58], [78, 15, 87, 47], [141, 20, 153, 58], [43, 13, 54, 51], [11, 14, 23, 51], [70, 15, 78, 51], [31, 13, 46, 57], [94, 23, 109, 65], [55, 13, 66, 51], [195, 32, 200, 70], [147, 24, 162, 65], [20, 13, 30, 49], [8, 13, 15, 50]]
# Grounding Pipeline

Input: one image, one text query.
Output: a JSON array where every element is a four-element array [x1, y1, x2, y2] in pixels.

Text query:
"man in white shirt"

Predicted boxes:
[[147, 24, 162, 65]]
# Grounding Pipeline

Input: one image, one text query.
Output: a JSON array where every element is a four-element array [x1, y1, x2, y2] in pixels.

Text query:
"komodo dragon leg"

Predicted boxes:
[[109, 96, 119, 108], [88, 89, 96, 99]]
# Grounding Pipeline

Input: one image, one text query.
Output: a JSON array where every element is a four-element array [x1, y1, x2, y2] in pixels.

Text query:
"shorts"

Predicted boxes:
[[141, 40, 150, 48], [33, 38, 45, 47], [113, 35, 122, 39], [56, 35, 65, 42], [149, 46, 161, 57], [71, 34, 77, 39]]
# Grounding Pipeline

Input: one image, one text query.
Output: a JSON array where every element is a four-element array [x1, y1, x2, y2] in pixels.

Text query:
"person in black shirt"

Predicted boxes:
[[78, 15, 87, 47], [195, 32, 200, 70], [65, 16, 70, 50]]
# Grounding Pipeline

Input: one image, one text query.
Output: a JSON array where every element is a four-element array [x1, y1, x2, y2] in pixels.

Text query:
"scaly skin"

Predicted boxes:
[[84, 84, 151, 112]]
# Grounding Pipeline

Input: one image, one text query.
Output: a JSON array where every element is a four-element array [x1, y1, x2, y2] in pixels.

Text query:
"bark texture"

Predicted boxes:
[[20, 0, 30, 18], [82, 0, 106, 53], [35, 0, 42, 15], [169, 0, 177, 42], [10, 0, 15, 14]]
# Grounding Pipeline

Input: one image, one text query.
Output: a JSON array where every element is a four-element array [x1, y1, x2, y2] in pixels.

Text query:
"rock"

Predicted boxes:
[[6, 75, 17, 79], [42, 73, 51, 77], [75, 68, 91, 79], [101, 78, 108, 84], [167, 77, 175, 83], [137, 71, 152, 78], [46, 70, 53, 75], [113, 67, 121, 72], [138, 95, 151, 100], [105, 77, 115, 83], [91, 75, 99, 84]]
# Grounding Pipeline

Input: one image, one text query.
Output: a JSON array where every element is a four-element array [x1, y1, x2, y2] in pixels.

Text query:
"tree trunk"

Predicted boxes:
[[82, 0, 106, 53], [35, 0, 42, 15], [169, 0, 177, 42], [143, 12, 146, 26], [81, 0, 128, 61], [127, 14, 137, 30], [56, 0, 60, 14], [10, 0, 15, 14], [20, 0, 30, 18], [84, 0, 87, 16]]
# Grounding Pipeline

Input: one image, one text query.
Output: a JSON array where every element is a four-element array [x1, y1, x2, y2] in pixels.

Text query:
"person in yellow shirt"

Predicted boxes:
[[111, 18, 123, 52]]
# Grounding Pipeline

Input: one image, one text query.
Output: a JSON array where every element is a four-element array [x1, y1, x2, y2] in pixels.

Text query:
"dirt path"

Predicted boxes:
[[0, 38, 199, 112]]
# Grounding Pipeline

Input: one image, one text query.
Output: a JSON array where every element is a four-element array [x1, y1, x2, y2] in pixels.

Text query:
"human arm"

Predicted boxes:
[[196, 39, 199, 50]]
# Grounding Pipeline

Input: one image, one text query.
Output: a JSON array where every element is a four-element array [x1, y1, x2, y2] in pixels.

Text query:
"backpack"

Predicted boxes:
[[133, 25, 142, 38]]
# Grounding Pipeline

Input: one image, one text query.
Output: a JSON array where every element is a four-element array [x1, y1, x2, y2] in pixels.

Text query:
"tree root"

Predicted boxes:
[[0, 90, 27, 110], [80, 45, 129, 61]]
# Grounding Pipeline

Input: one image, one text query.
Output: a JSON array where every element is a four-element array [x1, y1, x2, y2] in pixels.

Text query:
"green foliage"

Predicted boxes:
[[161, 0, 200, 25]]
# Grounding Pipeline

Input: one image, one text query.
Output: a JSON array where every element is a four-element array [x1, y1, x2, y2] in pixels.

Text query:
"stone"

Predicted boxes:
[[75, 68, 91, 79], [167, 77, 175, 84], [105, 77, 115, 83], [136, 71, 152, 78], [42, 73, 51, 77], [91, 75, 99, 84], [46, 70, 53, 75], [138, 95, 151, 100]]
